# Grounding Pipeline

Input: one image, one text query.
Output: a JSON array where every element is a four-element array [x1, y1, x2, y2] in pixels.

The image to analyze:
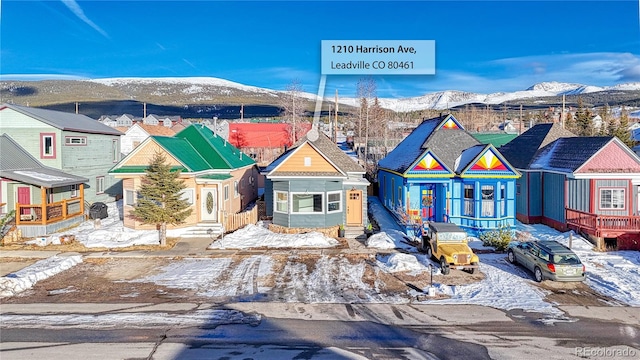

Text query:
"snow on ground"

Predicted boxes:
[[208, 223, 339, 249], [366, 196, 416, 252], [376, 253, 432, 275], [428, 253, 563, 316], [0, 254, 82, 297], [40, 200, 160, 248]]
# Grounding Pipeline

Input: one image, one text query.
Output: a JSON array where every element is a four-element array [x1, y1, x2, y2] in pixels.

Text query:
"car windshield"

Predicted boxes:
[[552, 254, 581, 265], [437, 232, 467, 241]]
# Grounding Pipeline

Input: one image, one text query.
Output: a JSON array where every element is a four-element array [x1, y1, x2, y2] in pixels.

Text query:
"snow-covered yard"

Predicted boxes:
[[2, 197, 639, 318]]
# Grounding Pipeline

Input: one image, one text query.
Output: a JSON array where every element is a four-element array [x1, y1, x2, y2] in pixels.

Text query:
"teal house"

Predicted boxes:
[[377, 114, 520, 237]]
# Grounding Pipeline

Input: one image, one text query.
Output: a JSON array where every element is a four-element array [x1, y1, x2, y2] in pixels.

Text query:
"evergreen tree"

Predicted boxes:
[[564, 112, 577, 134], [574, 98, 594, 136], [614, 108, 634, 148], [130, 151, 193, 246]]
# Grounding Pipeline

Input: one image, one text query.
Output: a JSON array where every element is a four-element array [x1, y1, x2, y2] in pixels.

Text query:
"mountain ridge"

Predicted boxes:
[[2, 77, 640, 112]]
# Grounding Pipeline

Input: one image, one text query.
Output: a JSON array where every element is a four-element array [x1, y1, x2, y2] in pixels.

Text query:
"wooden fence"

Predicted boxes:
[[224, 205, 258, 232]]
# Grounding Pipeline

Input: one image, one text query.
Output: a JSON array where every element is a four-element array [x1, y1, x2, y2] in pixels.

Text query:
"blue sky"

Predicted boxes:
[[1, 1, 639, 97]]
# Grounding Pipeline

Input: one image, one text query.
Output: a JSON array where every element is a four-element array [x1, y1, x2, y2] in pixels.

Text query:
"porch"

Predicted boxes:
[[565, 208, 640, 238], [15, 198, 85, 237]]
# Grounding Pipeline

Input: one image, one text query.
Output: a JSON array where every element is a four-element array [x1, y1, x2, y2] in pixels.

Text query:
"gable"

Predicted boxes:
[[272, 142, 341, 174], [439, 115, 464, 130], [0, 107, 57, 131], [462, 148, 518, 178], [406, 151, 452, 177], [119, 140, 184, 167], [576, 141, 640, 173]]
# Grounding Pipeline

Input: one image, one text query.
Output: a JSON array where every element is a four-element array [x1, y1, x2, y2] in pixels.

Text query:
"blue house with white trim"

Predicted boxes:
[[377, 114, 520, 237]]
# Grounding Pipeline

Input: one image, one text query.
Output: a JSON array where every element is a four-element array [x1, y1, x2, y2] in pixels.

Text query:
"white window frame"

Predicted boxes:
[[481, 184, 495, 217], [327, 191, 342, 213], [274, 191, 288, 213], [464, 184, 474, 216], [224, 185, 229, 200], [291, 192, 324, 214], [125, 189, 136, 206], [599, 188, 625, 210], [501, 184, 506, 217], [41, 133, 55, 158], [70, 184, 79, 198], [304, 157, 312, 166], [96, 176, 105, 194], [234, 181, 239, 198], [64, 136, 87, 146], [179, 188, 195, 206], [112, 139, 119, 163]]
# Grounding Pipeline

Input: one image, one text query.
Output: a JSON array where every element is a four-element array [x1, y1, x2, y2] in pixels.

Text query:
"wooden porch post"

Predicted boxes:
[[15, 202, 20, 225], [80, 184, 85, 215], [41, 186, 46, 225], [62, 199, 67, 219]]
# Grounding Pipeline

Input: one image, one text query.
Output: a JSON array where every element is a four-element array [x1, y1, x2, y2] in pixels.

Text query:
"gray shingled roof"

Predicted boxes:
[[267, 132, 364, 176], [530, 136, 614, 173], [379, 115, 480, 174], [0, 134, 88, 187], [2, 103, 123, 136], [499, 123, 575, 169]]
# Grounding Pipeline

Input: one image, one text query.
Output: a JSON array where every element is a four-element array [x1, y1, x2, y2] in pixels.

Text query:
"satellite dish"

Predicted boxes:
[[307, 128, 319, 141]]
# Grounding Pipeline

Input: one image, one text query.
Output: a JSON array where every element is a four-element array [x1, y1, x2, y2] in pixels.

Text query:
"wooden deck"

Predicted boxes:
[[565, 208, 640, 238]]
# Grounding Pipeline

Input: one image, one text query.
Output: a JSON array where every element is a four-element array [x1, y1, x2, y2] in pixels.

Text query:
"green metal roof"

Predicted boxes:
[[472, 133, 519, 147], [153, 136, 211, 171], [174, 124, 256, 170], [197, 174, 233, 180], [110, 165, 188, 173]]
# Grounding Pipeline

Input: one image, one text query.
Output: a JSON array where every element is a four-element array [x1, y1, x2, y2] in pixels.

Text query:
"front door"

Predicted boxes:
[[17, 187, 31, 215], [200, 187, 217, 222], [346, 190, 363, 226], [420, 184, 436, 222]]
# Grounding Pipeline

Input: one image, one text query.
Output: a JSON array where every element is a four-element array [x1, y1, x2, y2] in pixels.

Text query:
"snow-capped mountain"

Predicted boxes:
[[3, 77, 640, 112]]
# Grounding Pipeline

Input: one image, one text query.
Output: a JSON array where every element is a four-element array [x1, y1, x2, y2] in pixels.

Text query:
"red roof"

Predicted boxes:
[[228, 123, 310, 148]]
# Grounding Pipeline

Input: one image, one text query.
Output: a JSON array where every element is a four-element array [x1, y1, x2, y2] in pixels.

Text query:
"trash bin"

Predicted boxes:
[[89, 202, 108, 219]]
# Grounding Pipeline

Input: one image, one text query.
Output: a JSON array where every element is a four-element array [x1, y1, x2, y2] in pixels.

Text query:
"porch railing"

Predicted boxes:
[[566, 208, 640, 237], [16, 198, 83, 225]]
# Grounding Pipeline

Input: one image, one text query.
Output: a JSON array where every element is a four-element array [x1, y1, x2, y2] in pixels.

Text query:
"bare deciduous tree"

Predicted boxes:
[[279, 79, 306, 144]]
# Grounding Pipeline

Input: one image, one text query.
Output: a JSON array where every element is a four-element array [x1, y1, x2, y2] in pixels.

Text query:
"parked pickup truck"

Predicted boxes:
[[420, 222, 479, 275]]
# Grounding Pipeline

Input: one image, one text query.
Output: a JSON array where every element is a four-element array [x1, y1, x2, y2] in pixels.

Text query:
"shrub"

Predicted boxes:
[[480, 226, 514, 252]]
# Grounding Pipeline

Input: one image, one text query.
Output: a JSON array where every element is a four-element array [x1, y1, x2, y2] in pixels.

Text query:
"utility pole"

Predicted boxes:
[[334, 89, 338, 143], [143, 102, 147, 118], [561, 95, 566, 128], [240, 104, 244, 121], [519, 104, 523, 134], [75, 102, 79, 114]]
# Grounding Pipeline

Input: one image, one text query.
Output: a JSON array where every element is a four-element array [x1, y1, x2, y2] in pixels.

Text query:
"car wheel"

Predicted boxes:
[[534, 266, 543, 282], [468, 262, 478, 274], [507, 250, 517, 264], [427, 246, 433, 260], [440, 257, 450, 275]]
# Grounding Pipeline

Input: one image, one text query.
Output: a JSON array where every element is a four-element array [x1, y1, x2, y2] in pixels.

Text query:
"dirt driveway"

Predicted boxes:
[[1, 251, 617, 307]]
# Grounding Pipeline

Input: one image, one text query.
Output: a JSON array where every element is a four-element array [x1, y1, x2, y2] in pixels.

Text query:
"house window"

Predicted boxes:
[[391, 178, 395, 205], [96, 176, 105, 194], [397, 186, 402, 207], [65, 136, 87, 146], [516, 183, 521, 196], [224, 185, 229, 200], [292, 193, 323, 213], [40, 133, 56, 158], [600, 188, 625, 210], [70, 184, 79, 198], [481, 185, 495, 217], [125, 190, 136, 206], [275, 191, 288, 213], [304, 157, 312, 166], [234, 181, 239, 197], [241, 179, 245, 189], [179, 188, 195, 206], [464, 184, 474, 216], [112, 139, 119, 162], [501, 185, 506, 217], [327, 191, 341, 212]]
